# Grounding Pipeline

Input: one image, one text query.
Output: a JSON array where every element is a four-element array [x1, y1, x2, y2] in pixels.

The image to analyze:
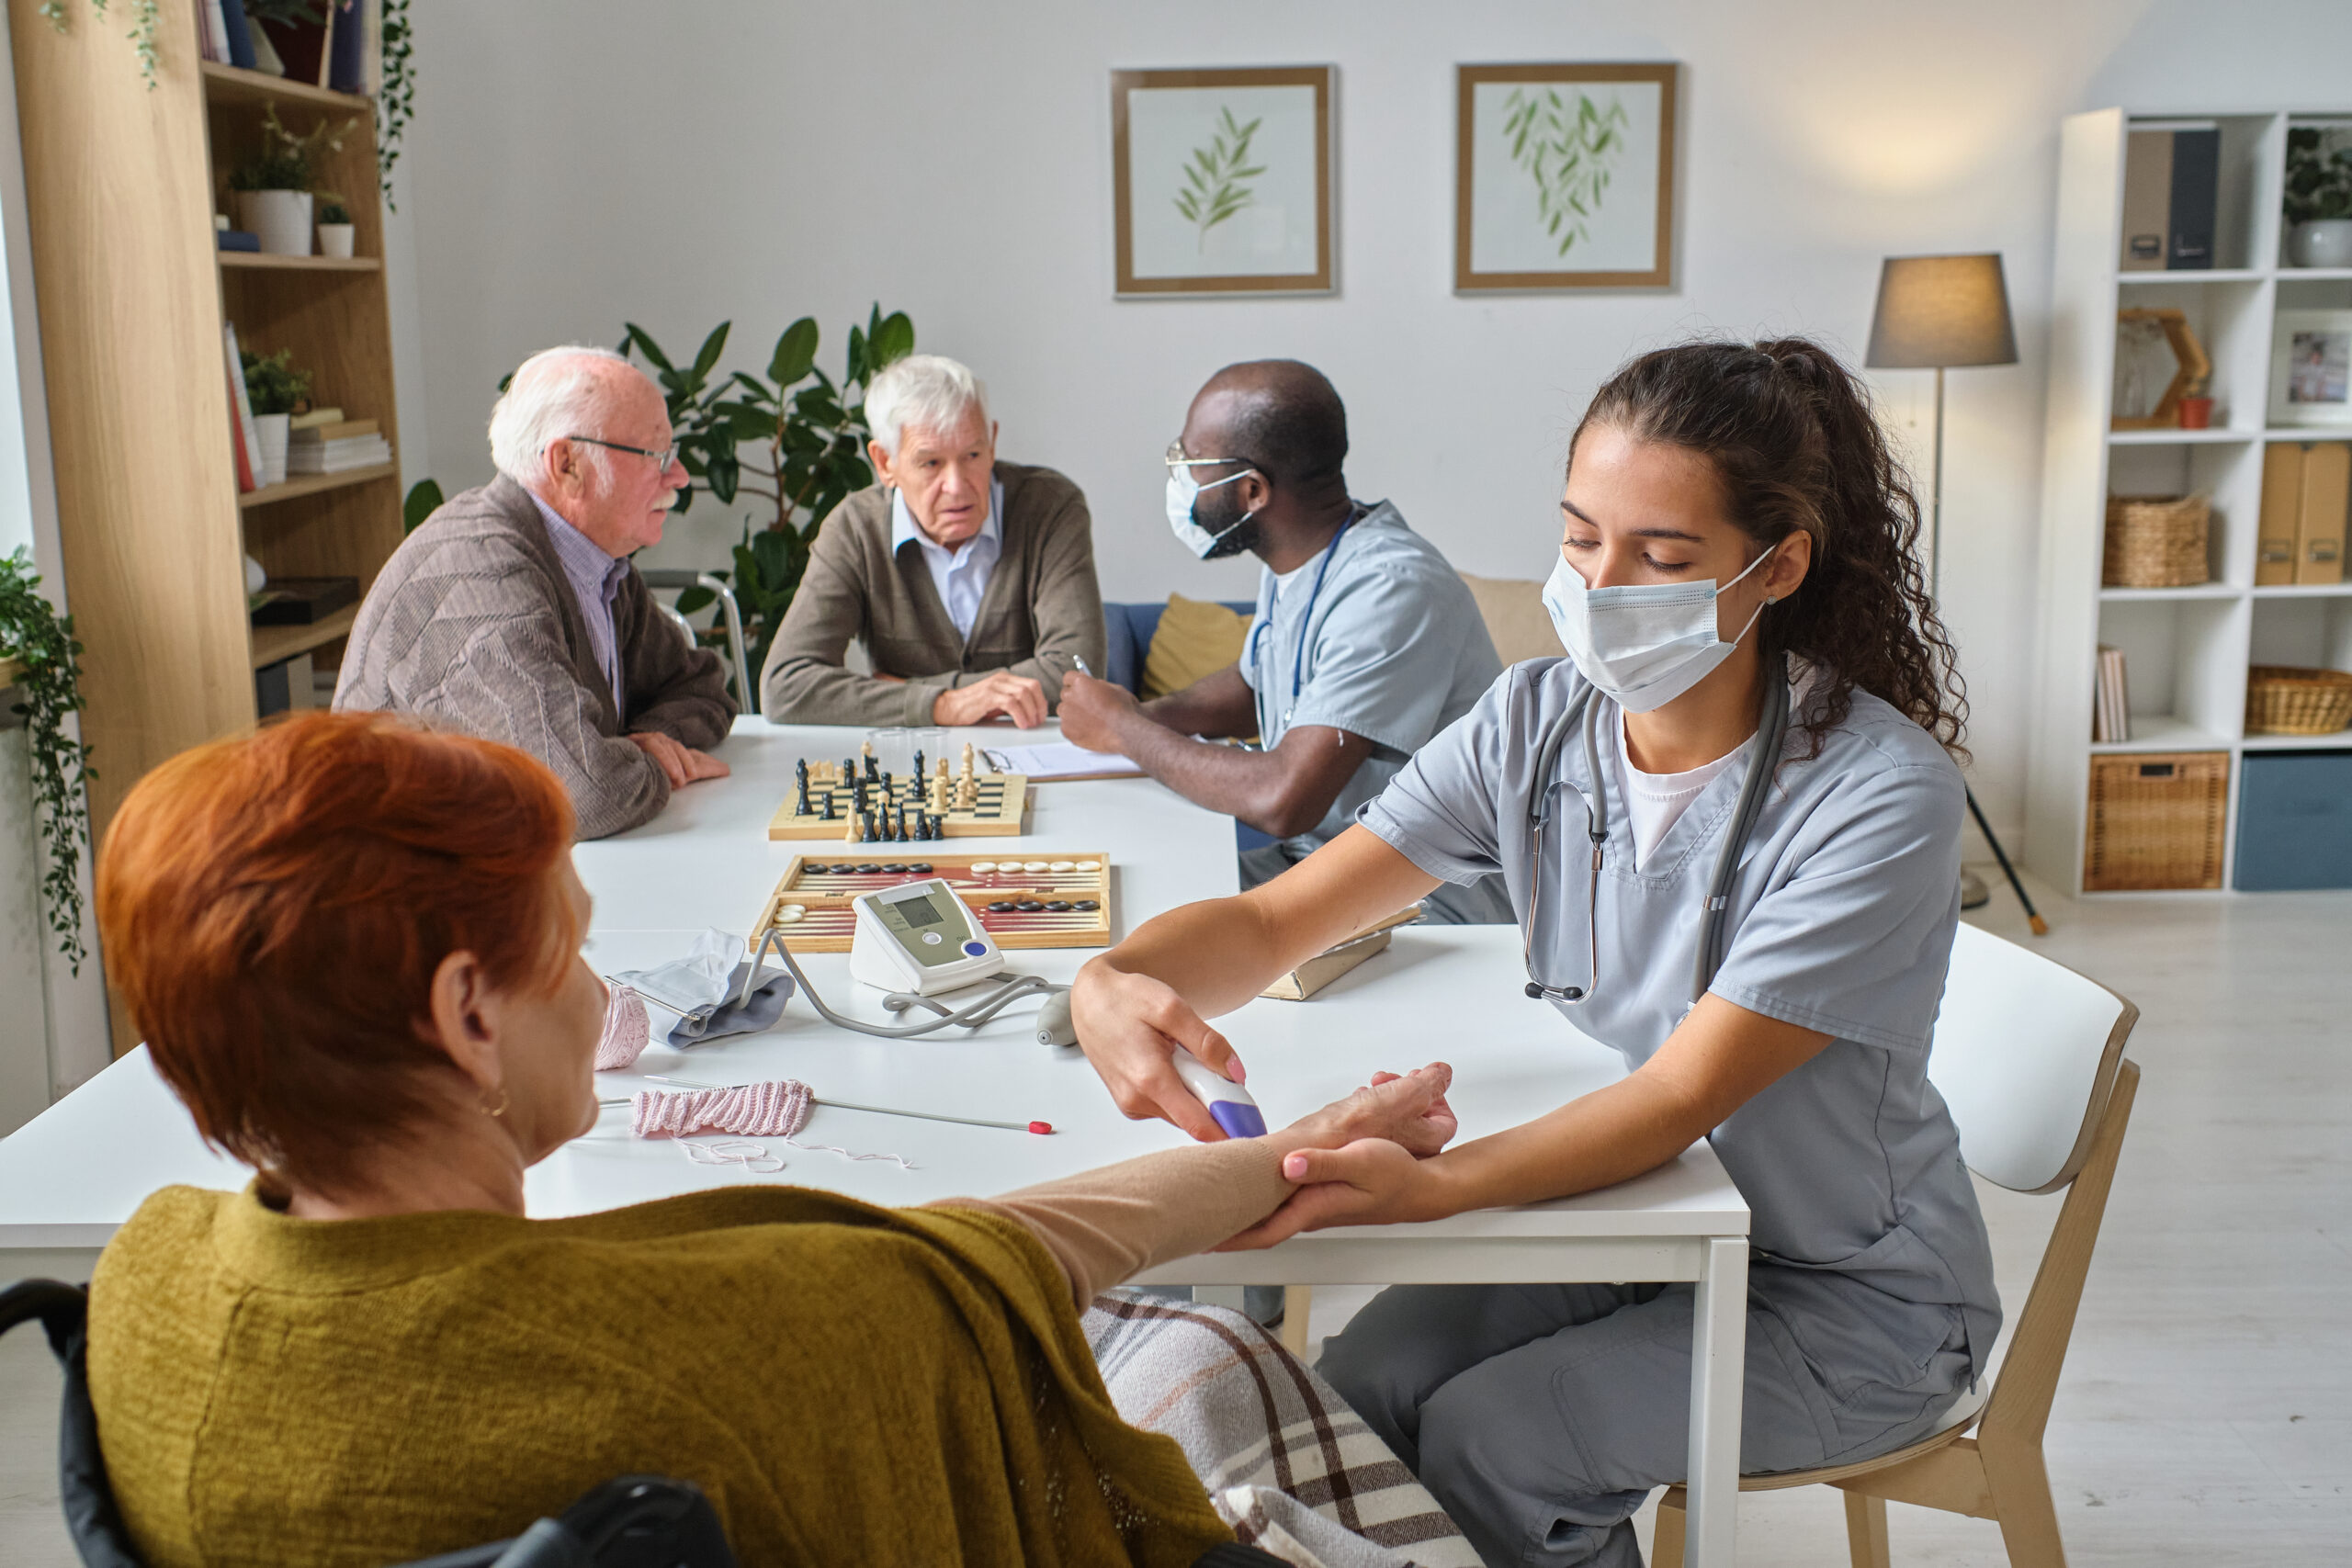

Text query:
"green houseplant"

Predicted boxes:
[[617, 305, 915, 694], [241, 347, 312, 486], [38, 0, 163, 90], [315, 193, 356, 258], [228, 105, 355, 257], [0, 549, 96, 974], [2285, 127, 2352, 268]]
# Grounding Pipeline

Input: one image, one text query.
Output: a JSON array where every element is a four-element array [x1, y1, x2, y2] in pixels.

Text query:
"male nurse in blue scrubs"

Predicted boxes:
[[1058, 360, 1510, 925]]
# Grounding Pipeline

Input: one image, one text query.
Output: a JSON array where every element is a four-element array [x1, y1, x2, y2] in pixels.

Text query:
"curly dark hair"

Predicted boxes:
[[1569, 337, 1968, 761]]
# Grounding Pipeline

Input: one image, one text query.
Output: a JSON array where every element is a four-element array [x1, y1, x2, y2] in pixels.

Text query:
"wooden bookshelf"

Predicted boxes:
[[238, 463, 399, 510], [249, 605, 360, 671], [218, 252, 381, 273], [12, 3, 405, 1045]]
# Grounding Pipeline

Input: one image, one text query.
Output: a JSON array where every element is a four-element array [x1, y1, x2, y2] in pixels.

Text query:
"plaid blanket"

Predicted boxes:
[[1084, 1289, 1481, 1568]]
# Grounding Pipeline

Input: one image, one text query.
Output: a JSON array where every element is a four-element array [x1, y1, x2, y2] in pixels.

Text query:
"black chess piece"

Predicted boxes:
[[820, 793, 835, 821], [862, 809, 876, 842], [912, 750, 926, 784]]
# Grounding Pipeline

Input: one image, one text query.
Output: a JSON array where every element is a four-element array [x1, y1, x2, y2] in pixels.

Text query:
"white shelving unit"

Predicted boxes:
[[2028, 107, 2352, 895]]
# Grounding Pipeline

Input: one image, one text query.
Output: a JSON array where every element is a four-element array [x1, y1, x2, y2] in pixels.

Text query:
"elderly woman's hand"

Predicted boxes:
[[1278, 1063, 1457, 1159]]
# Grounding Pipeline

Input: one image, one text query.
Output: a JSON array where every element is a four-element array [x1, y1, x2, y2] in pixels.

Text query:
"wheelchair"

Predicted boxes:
[[4, 1278, 1283, 1568]]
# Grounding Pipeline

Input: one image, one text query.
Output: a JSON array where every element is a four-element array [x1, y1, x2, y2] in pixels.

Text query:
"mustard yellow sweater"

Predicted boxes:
[[87, 1182, 1231, 1568]]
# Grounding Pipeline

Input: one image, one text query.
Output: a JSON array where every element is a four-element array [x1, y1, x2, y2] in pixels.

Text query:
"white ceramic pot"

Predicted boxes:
[[254, 412, 290, 488], [2289, 220, 2352, 269], [316, 223, 356, 259], [237, 190, 312, 257]]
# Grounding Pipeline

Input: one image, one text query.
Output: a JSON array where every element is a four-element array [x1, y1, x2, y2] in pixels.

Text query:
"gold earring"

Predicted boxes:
[[482, 1088, 509, 1119]]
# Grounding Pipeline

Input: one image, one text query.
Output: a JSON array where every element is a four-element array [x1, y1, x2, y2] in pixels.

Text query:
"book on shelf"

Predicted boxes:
[[216, 229, 259, 253], [288, 407, 346, 430], [2119, 123, 2219, 271], [221, 323, 263, 493], [196, 0, 229, 63], [285, 435, 392, 474], [289, 418, 379, 444], [218, 0, 257, 70], [2093, 645, 2132, 744]]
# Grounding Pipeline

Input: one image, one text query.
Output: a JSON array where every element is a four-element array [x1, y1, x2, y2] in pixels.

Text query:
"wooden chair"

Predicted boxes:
[[1654, 923, 2140, 1568]]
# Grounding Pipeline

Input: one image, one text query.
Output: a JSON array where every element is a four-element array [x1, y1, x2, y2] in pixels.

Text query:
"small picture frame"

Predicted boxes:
[[1455, 62, 1678, 292], [2270, 310, 2352, 427], [1111, 66, 1335, 297]]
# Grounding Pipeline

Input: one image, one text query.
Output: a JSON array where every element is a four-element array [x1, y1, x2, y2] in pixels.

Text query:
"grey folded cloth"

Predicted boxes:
[[609, 929, 795, 1045]]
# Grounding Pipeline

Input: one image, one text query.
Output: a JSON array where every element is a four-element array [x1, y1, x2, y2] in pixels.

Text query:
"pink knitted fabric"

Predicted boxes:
[[595, 984, 651, 1071], [632, 1079, 813, 1139], [629, 1079, 915, 1168]]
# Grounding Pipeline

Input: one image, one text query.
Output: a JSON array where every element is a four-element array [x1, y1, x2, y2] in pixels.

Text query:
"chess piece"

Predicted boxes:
[[912, 750, 925, 784], [820, 793, 835, 821]]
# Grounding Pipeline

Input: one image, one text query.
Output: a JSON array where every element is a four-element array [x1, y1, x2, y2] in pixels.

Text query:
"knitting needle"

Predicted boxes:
[[612, 1074, 1054, 1134]]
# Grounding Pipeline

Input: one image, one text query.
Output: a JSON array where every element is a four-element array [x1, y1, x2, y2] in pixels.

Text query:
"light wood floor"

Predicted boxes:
[[6, 869, 2346, 1564]]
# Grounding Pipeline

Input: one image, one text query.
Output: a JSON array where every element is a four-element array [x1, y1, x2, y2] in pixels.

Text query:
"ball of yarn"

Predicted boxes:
[[594, 983, 651, 1071]]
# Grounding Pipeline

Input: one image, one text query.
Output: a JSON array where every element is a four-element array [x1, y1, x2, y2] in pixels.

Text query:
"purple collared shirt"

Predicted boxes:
[[527, 491, 630, 715]]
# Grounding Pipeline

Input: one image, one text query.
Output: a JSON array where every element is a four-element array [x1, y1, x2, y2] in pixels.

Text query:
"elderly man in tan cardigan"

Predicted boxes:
[[335, 346, 735, 839], [760, 355, 1104, 726]]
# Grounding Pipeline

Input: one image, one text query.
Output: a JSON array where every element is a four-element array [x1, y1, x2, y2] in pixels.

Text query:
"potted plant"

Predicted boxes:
[[315, 195, 356, 259], [241, 348, 313, 487], [2285, 127, 2352, 269], [0, 548, 96, 976], [226, 105, 353, 257]]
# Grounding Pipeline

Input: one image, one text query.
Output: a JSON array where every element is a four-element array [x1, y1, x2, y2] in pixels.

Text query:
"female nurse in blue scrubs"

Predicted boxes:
[[1069, 338, 1999, 1567]]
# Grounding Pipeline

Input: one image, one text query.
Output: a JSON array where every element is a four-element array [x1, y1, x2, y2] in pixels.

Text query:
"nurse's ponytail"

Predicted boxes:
[[1572, 337, 1967, 761]]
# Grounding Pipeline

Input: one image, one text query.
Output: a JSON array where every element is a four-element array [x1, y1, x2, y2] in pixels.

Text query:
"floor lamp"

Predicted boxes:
[[1865, 253, 2048, 935]]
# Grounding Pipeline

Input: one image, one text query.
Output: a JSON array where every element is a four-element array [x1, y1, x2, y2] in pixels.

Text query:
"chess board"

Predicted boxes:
[[767, 758, 1030, 841], [750, 852, 1114, 953]]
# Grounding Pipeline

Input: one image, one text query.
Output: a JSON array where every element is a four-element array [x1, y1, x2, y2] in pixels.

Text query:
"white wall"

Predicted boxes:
[[394, 0, 2352, 840]]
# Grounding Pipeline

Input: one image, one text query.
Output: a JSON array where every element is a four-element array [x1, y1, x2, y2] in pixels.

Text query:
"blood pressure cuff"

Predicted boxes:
[[609, 928, 796, 1046]]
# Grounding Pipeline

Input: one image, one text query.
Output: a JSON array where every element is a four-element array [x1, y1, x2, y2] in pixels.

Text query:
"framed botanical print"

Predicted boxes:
[[1111, 66, 1334, 297], [1454, 62, 1678, 291]]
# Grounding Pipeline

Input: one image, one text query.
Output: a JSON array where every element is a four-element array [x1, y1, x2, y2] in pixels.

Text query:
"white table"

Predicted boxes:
[[0, 717, 1750, 1565]]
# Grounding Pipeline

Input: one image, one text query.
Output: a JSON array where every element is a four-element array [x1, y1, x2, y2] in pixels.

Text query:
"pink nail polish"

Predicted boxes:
[[1229, 1059, 1247, 1084]]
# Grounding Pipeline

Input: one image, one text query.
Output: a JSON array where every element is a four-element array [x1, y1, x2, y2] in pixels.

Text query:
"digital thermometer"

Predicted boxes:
[[1173, 1055, 1267, 1139], [848, 878, 1002, 996]]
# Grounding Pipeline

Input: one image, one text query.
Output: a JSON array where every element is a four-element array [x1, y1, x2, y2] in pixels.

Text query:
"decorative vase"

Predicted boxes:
[[254, 412, 290, 488], [2289, 220, 2352, 269], [237, 190, 312, 257], [316, 223, 356, 259]]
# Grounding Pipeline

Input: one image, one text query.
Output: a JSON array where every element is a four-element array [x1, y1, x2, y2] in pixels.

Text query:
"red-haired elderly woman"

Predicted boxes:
[[86, 711, 1454, 1568]]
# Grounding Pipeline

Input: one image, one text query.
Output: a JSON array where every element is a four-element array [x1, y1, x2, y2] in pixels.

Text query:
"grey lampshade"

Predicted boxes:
[[1865, 254, 2018, 369]]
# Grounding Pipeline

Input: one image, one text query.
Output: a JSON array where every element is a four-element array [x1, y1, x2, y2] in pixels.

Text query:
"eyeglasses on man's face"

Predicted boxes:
[[564, 435, 682, 472], [1165, 438, 1249, 472]]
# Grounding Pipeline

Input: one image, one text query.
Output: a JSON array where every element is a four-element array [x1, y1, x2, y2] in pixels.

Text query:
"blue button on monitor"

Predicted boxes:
[[962, 940, 989, 957]]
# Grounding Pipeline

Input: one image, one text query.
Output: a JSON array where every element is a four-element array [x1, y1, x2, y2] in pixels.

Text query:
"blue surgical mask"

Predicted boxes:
[[1165, 465, 1259, 559]]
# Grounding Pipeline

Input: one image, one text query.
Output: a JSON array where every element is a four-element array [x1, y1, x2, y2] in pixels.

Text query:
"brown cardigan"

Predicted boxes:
[[759, 461, 1106, 725], [334, 476, 735, 840]]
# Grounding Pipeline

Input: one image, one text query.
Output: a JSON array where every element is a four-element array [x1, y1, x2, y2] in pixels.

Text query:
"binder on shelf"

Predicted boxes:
[[218, 0, 257, 71], [2119, 123, 2220, 271], [2165, 127, 2219, 269], [2257, 444, 2303, 586], [2120, 130, 2172, 270], [2093, 645, 2132, 744], [2296, 441, 2349, 585]]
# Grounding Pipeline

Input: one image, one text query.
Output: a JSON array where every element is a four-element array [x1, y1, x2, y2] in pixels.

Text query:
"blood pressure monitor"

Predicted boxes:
[[848, 878, 1003, 996]]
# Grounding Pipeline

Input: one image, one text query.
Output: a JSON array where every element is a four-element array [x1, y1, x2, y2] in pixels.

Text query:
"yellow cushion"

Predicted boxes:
[[1143, 592, 1251, 700], [1459, 572, 1566, 665]]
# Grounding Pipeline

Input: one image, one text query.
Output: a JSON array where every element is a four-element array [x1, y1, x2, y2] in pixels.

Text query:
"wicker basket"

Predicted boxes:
[[2245, 665, 2352, 736], [2084, 751, 2228, 891], [2101, 493, 2211, 587]]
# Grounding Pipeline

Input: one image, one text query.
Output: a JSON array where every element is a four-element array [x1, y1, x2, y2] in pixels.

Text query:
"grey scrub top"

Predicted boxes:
[[1239, 501, 1504, 858], [1358, 657, 2001, 1382]]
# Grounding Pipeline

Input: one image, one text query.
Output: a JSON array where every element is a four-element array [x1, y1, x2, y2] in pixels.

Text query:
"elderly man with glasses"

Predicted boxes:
[[335, 345, 736, 839], [759, 354, 1104, 727]]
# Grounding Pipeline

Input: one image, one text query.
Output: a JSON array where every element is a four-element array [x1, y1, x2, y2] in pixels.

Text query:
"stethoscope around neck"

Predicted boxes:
[[1246, 509, 1360, 723], [1521, 651, 1792, 1010]]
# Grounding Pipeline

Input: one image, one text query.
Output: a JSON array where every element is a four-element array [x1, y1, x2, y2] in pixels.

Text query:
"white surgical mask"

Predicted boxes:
[[1542, 546, 1778, 713], [1165, 466, 1256, 559]]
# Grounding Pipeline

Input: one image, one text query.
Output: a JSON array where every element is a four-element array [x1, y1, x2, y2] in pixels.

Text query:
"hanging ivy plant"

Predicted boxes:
[[0, 550, 96, 975], [378, 0, 416, 210], [40, 0, 164, 90]]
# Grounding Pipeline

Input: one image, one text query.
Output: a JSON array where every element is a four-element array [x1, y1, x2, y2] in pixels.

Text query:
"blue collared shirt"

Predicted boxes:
[[527, 490, 630, 715], [891, 481, 1003, 638]]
